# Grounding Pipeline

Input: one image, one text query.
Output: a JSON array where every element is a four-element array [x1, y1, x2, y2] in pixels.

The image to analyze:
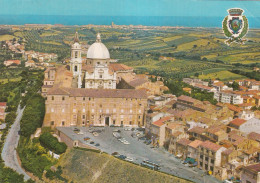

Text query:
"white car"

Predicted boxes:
[[77, 131, 84, 135], [123, 141, 130, 145], [92, 132, 99, 137], [125, 157, 133, 162]]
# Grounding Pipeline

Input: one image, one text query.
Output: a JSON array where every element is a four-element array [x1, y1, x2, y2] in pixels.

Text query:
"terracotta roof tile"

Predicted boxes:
[[0, 102, 7, 107], [177, 138, 191, 146], [188, 140, 203, 148], [229, 118, 246, 127], [48, 87, 147, 99], [200, 140, 222, 152], [248, 132, 260, 142], [152, 116, 172, 127]]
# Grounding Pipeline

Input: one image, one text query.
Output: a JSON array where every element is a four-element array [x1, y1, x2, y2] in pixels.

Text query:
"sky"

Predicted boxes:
[[0, 0, 259, 17]]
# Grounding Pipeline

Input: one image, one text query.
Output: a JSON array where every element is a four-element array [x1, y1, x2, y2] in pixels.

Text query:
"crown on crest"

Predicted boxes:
[[228, 8, 243, 16]]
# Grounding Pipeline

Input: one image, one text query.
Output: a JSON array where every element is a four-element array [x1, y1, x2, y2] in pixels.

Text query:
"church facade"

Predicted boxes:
[[43, 32, 148, 128]]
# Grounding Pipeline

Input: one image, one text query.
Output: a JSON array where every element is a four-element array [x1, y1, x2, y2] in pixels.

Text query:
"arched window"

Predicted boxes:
[[75, 51, 78, 58], [74, 65, 78, 72]]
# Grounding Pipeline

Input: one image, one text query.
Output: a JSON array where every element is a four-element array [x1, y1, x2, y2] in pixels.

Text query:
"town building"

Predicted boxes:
[[0, 102, 7, 121], [241, 163, 260, 183], [3, 60, 21, 66], [43, 32, 151, 128]]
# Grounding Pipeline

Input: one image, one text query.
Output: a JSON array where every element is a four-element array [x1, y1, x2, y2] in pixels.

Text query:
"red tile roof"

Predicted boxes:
[[200, 140, 222, 152], [152, 116, 172, 127], [48, 87, 147, 99], [189, 126, 205, 134], [229, 118, 246, 127], [244, 163, 260, 173], [109, 63, 133, 72], [177, 95, 196, 103], [188, 140, 203, 148], [0, 102, 7, 107], [177, 138, 191, 146], [248, 132, 260, 142]]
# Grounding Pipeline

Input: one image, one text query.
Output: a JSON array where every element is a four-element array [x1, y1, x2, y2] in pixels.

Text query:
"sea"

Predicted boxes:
[[0, 15, 260, 28]]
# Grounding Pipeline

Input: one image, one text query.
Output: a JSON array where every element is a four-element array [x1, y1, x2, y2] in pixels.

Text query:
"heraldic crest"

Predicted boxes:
[[222, 8, 249, 45]]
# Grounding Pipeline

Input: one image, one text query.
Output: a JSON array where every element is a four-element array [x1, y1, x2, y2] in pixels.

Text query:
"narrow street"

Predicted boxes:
[[1, 105, 31, 181]]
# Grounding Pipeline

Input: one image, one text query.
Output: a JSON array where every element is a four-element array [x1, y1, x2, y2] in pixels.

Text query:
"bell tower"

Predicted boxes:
[[70, 31, 82, 78]]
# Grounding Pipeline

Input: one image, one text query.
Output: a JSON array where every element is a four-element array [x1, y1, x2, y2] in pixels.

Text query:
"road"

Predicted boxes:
[[1, 105, 31, 181], [57, 127, 221, 183]]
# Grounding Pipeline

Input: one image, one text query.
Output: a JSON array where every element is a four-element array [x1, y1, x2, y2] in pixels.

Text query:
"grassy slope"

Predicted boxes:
[[57, 148, 192, 183]]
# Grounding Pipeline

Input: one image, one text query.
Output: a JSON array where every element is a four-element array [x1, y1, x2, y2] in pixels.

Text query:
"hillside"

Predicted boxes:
[[57, 148, 192, 183]]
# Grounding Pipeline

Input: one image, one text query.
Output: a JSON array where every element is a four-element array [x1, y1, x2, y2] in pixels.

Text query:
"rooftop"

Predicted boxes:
[[48, 87, 147, 99], [177, 138, 191, 146], [188, 140, 203, 148], [200, 140, 222, 152], [229, 118, 246, 127]]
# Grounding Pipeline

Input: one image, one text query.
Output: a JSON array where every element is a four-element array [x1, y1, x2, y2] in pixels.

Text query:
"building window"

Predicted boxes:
[[52, 96, 54, 100], [82, 115, 85, 119], [83, 97, 85, 101], [62, 109, 65, 113], [62, 96, 65, 101], [210, 166, 214, 171], [74, 65, 78, 72], [100, 104, 102, 108], [75, 51, 78, 58], [130, 121, 132, 125], [211, 159, 214, 164], [205, 157, 209, 161], [99, 75, 102, 79], [121, 121, 123, 125], [62, 121, 65, 126], [73, 115, 77, 119], [51, 121, 54, 125], [51, 108, 54, 113], [139, 116, 141, 119], [83, 109, 85, 113]]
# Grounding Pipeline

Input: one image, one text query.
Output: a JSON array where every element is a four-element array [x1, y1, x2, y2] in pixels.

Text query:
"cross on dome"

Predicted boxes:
[[96, 33, 101, 42]]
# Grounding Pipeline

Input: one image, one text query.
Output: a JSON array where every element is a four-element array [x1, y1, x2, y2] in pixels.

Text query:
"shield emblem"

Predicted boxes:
[[229, 18, 242, 34]]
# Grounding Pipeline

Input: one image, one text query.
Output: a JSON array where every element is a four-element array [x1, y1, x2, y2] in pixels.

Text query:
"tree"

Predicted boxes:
[[232, 81, 239, 91]]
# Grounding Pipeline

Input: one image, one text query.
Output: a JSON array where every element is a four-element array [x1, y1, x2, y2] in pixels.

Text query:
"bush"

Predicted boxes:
[[39, 132, 67, 154]]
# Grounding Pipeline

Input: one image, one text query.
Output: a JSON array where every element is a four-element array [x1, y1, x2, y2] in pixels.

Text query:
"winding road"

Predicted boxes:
[[1, 105, 31, 181]]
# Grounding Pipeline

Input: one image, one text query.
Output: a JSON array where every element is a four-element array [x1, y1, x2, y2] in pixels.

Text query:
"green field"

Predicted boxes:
[[57, 148, 192, 183], [199, 70, 247, 81], [1, 26, 259, 80]]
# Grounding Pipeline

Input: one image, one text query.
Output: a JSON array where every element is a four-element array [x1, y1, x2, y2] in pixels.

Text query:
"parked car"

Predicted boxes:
[[125, 157, 133, 162], [74, 128, 80, 132], [118, 155, 126, 160], [123, 141, 130, 145], [77, 131, 84, 135], [112, 152, 119, 156], [113, 129, 121, 133], [95, 143, 100, 147], [93, 132, 99, 137], [90, 141, 95, 144], [139, 136, 146, 141], [84, 137, 90, 141]]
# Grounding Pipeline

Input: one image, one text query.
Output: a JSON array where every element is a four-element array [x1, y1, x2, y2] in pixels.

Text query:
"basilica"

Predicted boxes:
[[42, 32, 150, 128]]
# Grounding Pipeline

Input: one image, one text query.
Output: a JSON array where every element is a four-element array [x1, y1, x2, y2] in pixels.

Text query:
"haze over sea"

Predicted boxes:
[[0, 15, 260, 28]]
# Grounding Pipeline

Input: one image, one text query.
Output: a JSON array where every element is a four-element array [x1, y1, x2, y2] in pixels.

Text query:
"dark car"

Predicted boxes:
[[118, 155, 126, 160], [95, 143, 100, 147], [138, 136, 146, 141], [90, 141, 95, 144], [74, 128, 80, 132], [112, 152, 119, 156]]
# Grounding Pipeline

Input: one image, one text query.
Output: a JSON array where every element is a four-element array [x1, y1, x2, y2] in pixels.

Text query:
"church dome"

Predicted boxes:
[[87, 33, 110, 59]]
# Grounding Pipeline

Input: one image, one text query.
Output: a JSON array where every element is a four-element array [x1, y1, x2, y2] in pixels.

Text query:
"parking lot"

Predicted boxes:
[[57, 126, 221, 183]]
